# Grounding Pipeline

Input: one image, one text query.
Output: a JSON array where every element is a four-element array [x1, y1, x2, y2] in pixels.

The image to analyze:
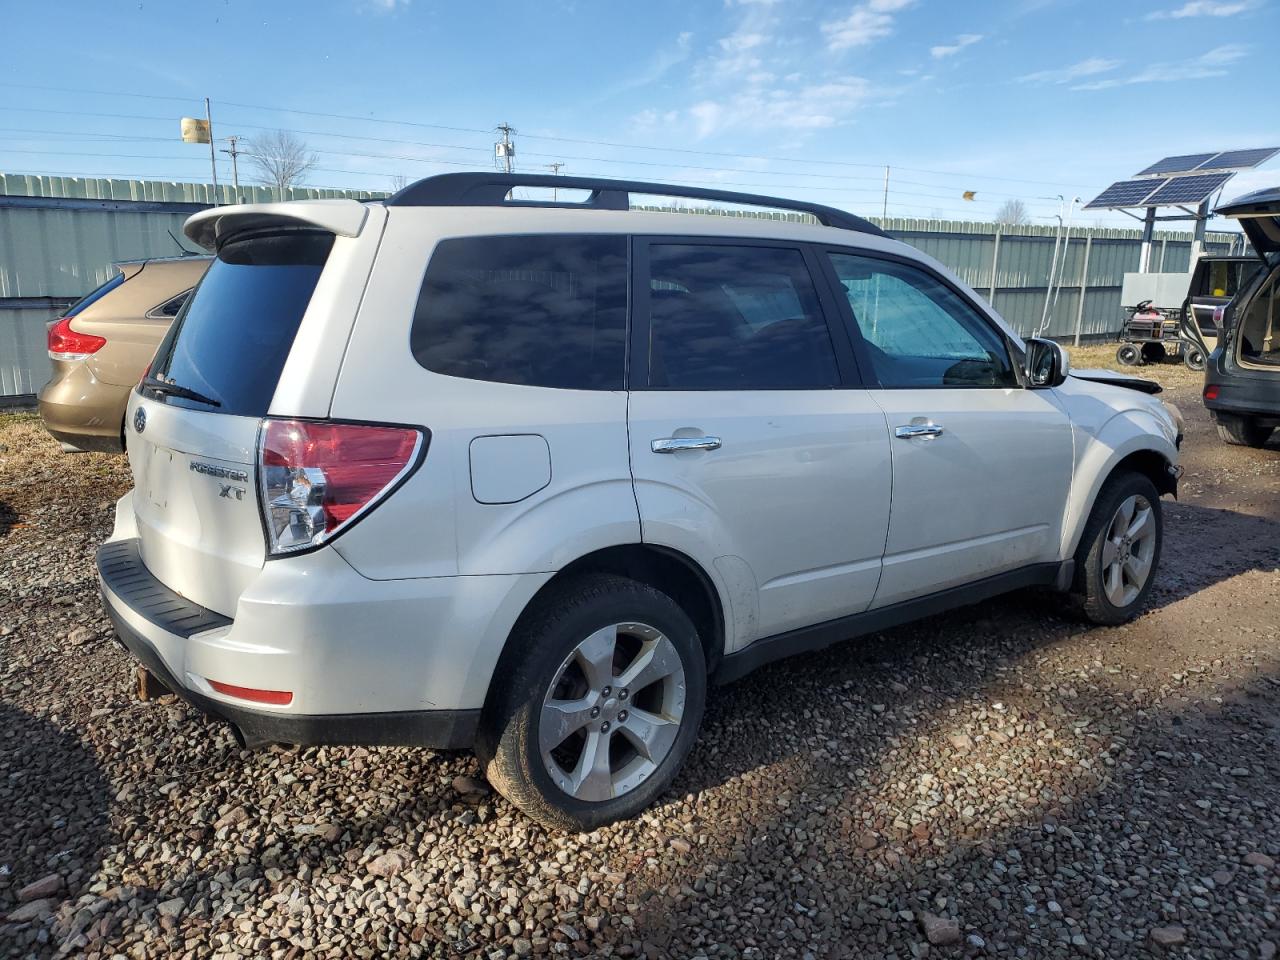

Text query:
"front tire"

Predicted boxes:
[[1214, 413, 1274, 448], [1140, 342, 1166, 365], [476, 574, 707, 831], [1073, 471, 1163, 625]]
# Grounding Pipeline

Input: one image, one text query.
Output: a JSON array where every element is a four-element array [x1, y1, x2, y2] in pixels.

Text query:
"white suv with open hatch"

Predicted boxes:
[[97, 173, 1181, 830]]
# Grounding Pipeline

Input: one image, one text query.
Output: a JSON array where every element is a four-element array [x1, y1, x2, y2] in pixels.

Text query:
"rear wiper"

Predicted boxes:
[[140, 375, 221, 408]]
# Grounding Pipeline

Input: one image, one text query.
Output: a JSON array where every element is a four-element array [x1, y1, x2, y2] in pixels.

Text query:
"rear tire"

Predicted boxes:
[[1073, 471, 1163, 625], [1214, 413, 1274, 448], [1116, 343, 1141, 366], [1140, 342, 1166, 365], [476, 574, 707, 832], [1183, 345, 1206, 371]]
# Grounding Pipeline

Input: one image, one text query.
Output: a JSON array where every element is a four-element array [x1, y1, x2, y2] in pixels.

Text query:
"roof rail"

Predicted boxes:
[[385, 172, 886, 237]]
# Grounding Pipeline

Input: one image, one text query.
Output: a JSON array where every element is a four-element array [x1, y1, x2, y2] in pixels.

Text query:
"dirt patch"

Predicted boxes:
[[1, 385, 1278, 959]]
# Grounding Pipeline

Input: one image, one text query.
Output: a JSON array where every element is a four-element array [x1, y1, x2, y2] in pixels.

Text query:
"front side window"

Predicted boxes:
[[643, 244, 840, 390], [828, 253, 1017, 388], [411, 235, 627, 390]]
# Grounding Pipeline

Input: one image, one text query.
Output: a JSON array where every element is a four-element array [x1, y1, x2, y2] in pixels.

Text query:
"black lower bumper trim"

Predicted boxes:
[[99, 584, 479, 751]]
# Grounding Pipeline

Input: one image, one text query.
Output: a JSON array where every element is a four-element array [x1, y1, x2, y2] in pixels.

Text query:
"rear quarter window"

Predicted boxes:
[[410, 235, 628, 390]]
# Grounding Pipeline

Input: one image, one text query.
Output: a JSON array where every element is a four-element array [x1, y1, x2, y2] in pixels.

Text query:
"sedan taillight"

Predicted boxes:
[[258, 419, 424, 556], [47, 316, 106, 361]]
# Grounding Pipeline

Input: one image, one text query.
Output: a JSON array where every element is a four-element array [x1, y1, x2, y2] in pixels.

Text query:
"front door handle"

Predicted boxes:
[[652, 436, 722, 454], [894, 423, 944, 440]]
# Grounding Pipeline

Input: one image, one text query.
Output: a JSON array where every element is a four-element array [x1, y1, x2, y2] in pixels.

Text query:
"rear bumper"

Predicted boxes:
[[1203, 375, 1280, 422], [97, 538, 481, 749], [37, 364, 129, 453]]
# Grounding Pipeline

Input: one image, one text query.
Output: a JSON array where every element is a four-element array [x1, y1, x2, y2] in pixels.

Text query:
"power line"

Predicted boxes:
[[0, 116, 1048, 202], [0, 83, 1097, 191]]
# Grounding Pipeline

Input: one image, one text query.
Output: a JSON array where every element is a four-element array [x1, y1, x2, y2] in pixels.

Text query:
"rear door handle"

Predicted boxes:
[[651, 436, 722, 453], [894, 423, 944, 440]]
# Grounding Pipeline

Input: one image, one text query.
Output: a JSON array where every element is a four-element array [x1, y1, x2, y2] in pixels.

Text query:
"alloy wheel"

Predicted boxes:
[[1101, 494, 1156, 608], [539, 622, 687, 802]]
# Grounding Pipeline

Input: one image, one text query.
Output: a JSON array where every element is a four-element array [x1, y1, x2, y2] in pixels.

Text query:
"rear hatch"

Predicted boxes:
[[1217, 187, 1280, 266], [126, 207, 370, 617]]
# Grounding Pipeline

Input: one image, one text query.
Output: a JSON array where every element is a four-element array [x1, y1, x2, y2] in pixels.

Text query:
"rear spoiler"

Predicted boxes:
[[184, 199, 370, 251]]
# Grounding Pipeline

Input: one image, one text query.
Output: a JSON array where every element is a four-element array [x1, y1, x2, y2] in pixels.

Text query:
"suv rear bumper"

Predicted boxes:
[[97, 538, 485, 749], [1203, 379, 1280, 422]]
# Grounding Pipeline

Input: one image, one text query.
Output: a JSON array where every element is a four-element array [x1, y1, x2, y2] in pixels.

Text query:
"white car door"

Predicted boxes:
[[822, 250, 1074, 609], [627, 239, 892, 649]]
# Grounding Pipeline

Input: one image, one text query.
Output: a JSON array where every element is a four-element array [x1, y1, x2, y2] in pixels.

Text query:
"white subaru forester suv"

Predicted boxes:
[[98, 173, 1181, 830]]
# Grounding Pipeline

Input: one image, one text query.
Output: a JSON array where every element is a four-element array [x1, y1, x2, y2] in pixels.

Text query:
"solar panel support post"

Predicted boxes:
[[1191, 198, 1210, 264], [1138, 207, 1157, 274]]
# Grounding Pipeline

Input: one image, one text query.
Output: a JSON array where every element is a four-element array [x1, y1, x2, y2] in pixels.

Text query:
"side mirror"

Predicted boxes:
[[1025, 337, 1070, 388]]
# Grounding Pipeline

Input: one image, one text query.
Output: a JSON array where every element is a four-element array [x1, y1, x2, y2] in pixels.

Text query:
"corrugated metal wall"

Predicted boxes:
[[0, 174, 1241, 398]]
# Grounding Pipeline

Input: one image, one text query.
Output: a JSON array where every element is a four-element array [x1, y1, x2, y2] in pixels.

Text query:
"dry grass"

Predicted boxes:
[[1064, 341, 1204, 390]]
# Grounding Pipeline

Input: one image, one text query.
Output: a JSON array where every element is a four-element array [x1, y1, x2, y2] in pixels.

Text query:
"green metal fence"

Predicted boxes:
[[0, 174, 1241, 397]]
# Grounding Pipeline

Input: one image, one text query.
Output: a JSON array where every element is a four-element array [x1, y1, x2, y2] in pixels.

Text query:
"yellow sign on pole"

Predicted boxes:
[[180, 117, 211, 144]]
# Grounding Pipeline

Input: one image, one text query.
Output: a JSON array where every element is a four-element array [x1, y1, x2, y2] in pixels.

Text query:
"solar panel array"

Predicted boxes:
[[1136, 153, 1218, 177], [1199, 147, 1279, 172], [1143, 172, 1235, 206], [1083, 179, 1161, 210], [1086, 145, 1278, 209]]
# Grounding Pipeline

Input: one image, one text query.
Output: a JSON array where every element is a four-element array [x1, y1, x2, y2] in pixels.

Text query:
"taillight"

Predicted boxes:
[[47, 316, 106, 361], [258, 419, 424, 555], [1204, 385, 1220, 401], [1212, 305, 1226, 328]]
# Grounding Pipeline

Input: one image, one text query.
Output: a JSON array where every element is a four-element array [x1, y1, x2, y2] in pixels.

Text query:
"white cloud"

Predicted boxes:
[[587, 32, 694, 103], [930, 33, 983, 58], [688, 77, 873, 137], [1146, 0, 1259, 19], [1018, 57, 1121, 84], [821, 0, 915, 51], [1072, 44, 1248, 89]]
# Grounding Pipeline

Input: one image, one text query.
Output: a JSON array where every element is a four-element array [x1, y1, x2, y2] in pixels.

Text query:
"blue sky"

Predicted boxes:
[[1, 0, 1277, 228]]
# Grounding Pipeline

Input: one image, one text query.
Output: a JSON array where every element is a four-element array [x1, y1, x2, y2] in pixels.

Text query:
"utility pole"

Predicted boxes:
[[205, 97, 219, 206], [882, 165, 890, 221], [495, 122, 516, 174], [546, 162, 565, 201], [220, 135, 243, 203]]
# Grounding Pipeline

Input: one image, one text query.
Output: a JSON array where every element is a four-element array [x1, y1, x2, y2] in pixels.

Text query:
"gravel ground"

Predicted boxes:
[[1, 370, 1278, 960]]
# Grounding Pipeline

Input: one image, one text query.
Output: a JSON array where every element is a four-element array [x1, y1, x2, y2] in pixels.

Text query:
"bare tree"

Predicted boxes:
[[247, 130, 317, 192], [389, 174, 409, 192], [995, 198, 1030, 226]]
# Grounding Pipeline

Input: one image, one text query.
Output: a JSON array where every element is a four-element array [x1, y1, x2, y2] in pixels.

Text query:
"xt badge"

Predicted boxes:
[[219, 483, 246, 501]]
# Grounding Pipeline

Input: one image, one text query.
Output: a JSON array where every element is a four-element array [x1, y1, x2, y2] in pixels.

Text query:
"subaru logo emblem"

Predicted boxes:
[[133, 407, 146, 434]]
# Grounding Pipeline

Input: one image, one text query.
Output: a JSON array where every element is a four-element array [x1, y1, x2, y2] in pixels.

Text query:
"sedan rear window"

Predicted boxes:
[[147, 231, 333, 415], [65, 272, 124, 316]]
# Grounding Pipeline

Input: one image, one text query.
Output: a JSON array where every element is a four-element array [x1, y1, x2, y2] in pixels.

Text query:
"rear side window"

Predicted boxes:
[[65, 272, 124, 316], [643, 244, 839, 390], [411, 235, 628, 390], [148, 231, 333, 415]]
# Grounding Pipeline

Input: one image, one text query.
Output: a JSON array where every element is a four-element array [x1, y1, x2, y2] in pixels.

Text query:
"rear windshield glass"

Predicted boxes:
[[66, 272, 124, 316], [148, 231, 333, 415]]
